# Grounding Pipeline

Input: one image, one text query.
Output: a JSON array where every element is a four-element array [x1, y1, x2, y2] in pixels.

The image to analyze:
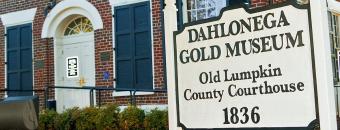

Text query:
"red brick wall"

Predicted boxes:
[[0, 0, 51, 107], [0, 19, 4, 99], [251, 0, 286, 8], [0, 0, 167, 107], [272, 0, 287, 4], [152, 0, 165, 89], [89, 0, 115, 105], [91, 0, 113, 88], [251, 0, 270, 7], [33, 5, 55, 108], [98, 0, 167, 106]]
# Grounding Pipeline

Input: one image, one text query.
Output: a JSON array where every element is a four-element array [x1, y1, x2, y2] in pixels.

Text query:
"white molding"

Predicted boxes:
[[110, 0, 148, 7], [182, 0, 188, 23], [112, 91, 154, 97], [109, 0, 114, 5], [41, 0, 103, 38], [119, 104, 167, 112], [311, 0, 338, 129], [0, 8, 37, 27], [163, 0, 180, 129], [328, 0, 340, 14], [1, 8, 36, 97]]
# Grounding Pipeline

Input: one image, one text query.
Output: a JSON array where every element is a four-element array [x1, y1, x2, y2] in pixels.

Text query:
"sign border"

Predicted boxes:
[[173, 0, 319, 129]]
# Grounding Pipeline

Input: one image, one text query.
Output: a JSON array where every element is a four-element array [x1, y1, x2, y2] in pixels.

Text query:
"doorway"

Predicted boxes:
[[55, 17, 95, 112]]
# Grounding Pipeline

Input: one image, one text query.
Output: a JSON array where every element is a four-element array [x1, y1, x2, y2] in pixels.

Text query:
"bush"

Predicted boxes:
[[96, 104, 120, 130], [75, 107, 100, 130], [38, 105, 169, 130], [38, 109, 58, 130], [119, 105, 145, 130], [162, 111, 168, 129], [54, 111, 69, 130], [144, 108, 168, 130], [54, 107, 81, 130]]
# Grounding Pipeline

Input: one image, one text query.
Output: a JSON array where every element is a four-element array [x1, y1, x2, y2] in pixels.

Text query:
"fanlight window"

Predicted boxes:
[[64, 17, 94, 36]]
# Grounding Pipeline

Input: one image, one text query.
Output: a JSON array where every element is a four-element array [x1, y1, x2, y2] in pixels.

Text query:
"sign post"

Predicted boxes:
[[310, 0, 338, 130], [163, 0, 181, 129], [169, 0, 337, 129]]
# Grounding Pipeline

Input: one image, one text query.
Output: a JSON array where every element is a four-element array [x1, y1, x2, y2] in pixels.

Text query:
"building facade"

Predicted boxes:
[[5, 0, 328, 114], [0, 0, 166, 112]]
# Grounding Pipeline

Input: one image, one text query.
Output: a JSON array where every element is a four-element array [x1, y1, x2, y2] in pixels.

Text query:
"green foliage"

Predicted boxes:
[[38, 109, 58, 130], [54, 111, 70, 130], [119, 105, 145, 130], [75, 107, 99, 130], [96, 104, 120, 130], [54, 107, 81, 130], [162, 111, 168, 129], [38, 105, 169, 130], [144, 108, 169, 130]]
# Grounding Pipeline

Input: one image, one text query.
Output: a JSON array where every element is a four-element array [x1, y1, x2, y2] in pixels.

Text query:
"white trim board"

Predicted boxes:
[[328, 0, 340, 14], [42, 0, 103, 38], [112, 91, 154, 97], [0, 8, 37, 27], [119, 104, 168, 112], [1, 9, 36, 98], [110, 0, 149, 7]]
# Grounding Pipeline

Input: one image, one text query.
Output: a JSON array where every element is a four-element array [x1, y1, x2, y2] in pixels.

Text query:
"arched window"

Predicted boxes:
[[64, 17, 94, 36]]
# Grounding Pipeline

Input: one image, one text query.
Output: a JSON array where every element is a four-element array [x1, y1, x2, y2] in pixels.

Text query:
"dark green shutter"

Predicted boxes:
[[115, 2, 153, 90], [7, 23, 33, 96]]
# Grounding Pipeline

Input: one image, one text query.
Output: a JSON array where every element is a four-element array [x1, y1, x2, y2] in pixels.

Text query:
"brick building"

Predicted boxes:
[[0, 0, 166, 112], [0, 0, 290, 112]]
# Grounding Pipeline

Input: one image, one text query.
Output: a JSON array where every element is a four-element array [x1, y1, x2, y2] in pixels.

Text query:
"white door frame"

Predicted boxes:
[[54, 32, 95, 87], [41, 0, 103, 38], [40, 0, 103, 111], [54, 32, 96, 112]]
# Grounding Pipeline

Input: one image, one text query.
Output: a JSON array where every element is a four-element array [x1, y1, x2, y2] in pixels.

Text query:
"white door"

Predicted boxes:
[[55, 33, 95, 112]]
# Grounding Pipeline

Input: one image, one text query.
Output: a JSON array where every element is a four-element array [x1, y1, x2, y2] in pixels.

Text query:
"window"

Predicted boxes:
[[6, 24, 33, 96], [64, 17, 93, 36], [114, 2, 153, 90], [329, 12, 340, 84], [187, 0, 226, 22], [185, 0, 250, 22]]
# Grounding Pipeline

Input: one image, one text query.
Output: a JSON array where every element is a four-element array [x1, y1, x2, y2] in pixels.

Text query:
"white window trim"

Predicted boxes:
[[113, 91, 154, 97], [182, 0, 189, 23], [63, 16, 94, 36], [182, 0, 227, 23], [111, 0, 155, 97], [119, 104, 168, 112], [328, 0, 340, 14], [41, 0, 103, 38], [0, 8, 37, 27], [1, 8, 36, 97], [110, 0, 149, 7]]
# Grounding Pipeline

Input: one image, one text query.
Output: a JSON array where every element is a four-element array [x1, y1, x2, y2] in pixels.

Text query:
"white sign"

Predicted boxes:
[[174, 2, 317, 129], [66, 56, 79, 78]]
